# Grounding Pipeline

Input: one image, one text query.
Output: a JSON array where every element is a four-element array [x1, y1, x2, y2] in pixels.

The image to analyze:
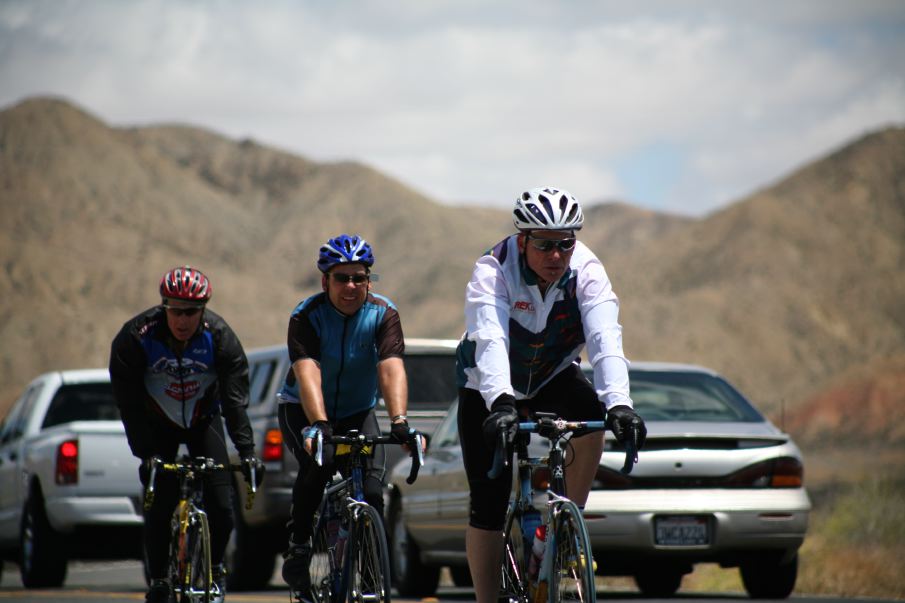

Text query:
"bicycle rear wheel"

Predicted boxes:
[[346, 504, 391, 603], [499, 506, 529, 603], [181, 512, 212, 603], [547, 500, 596, 603]]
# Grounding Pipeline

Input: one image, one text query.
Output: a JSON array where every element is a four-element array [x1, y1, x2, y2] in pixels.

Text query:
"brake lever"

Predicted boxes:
[[406, 434, 426, 485], [313, 430, 324, 467], [620, 426, 639, 475], [486, 428, 510, 479]]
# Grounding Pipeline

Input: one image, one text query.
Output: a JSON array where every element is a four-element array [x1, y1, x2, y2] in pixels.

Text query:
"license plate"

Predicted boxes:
[[654, 515, 710, 546]]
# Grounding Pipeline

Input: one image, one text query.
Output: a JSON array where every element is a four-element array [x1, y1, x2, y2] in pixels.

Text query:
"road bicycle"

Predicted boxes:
[[145, 456, 258, 603], [293, 430, 424, 603], [490, 412, 640, 603]]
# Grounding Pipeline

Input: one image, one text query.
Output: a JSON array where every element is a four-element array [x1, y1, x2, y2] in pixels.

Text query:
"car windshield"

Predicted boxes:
[[628, 370, 764, 423]]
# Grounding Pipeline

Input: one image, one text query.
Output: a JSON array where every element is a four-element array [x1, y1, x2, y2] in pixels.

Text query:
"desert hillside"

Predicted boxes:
[[1, 96, 903, 446]]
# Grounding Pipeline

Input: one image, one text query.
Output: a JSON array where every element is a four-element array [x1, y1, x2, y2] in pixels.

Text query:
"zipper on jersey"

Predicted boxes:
[[333, 317, 350, 419]]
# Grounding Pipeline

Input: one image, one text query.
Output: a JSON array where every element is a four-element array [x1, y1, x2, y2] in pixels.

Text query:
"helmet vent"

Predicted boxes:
[[528, 203, 549, 225], [566, 203, 579, 223]]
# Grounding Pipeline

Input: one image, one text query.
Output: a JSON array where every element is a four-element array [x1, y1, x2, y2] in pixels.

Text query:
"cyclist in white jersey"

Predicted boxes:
[[455, 187, 647, 603]]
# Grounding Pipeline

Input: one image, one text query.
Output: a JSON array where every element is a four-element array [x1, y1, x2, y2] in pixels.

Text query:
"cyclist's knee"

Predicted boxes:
[[468, 499, 508, 531]]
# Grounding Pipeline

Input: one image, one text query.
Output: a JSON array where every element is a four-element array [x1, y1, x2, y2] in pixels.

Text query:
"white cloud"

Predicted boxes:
[[2, 0, 904, 216]]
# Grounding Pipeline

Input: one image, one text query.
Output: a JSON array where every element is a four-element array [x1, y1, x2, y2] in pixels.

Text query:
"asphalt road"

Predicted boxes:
[[1, 560, 902, 603], [0, 559, 478, 602]]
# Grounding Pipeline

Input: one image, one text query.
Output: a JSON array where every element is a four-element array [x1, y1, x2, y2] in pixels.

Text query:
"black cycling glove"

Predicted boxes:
[[303, 420, 334, 468], [482, 393, 519, 449], [303, 420, 333, 442], [390, 420, 416, 444], [605, 405, 647, 450], [240, 456, 266, 487]]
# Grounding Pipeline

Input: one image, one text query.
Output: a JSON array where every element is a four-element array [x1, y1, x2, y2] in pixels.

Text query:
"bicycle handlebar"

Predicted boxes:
[[143, 456, 257, 511], [312, 431, 426, 485], [487, 416, 639, 479]]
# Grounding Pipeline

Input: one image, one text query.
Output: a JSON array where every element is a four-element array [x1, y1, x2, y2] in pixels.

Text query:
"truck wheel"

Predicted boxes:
[[225, 490, 276, 590], [388, 497, 439, 597], [20, 492, 67, 587]]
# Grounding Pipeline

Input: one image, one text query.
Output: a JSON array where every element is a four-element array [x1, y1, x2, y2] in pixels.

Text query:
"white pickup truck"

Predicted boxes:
[[0, 369, 143, 587]]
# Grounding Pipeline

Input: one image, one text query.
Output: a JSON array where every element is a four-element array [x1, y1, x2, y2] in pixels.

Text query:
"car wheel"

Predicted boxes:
[[388, 497, 440, 596], [450, 564, 473, 587], [225, 487, 277, 590], [740, 552, 798, 599], [20, 490, 67, 588], [634, 567, 683, 597]]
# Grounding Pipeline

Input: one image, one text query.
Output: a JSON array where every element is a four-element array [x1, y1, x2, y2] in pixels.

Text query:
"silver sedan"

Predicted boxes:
[[386, 362, 810, 599]]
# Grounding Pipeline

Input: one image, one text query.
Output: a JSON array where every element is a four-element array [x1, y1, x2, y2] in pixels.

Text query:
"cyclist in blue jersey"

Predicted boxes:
[[278, 234, 424, 597], [110, 266, 263, 603], [456, 188, 648, 602]]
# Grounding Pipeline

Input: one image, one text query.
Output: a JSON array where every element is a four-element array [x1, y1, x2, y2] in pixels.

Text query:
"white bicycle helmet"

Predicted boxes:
[[512, 187, 584, 231]]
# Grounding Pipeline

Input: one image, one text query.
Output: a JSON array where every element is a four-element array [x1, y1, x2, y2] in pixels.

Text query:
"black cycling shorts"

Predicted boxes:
[[457, 363, 604, 531]]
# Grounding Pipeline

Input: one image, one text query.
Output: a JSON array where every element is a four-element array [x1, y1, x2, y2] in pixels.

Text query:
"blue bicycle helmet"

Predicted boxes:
[[317, 234, 375, 273]]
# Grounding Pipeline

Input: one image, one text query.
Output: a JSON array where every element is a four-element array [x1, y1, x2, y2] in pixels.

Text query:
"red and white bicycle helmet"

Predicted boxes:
[[512, 187, 584, 231], [160, 266, 212, 305]]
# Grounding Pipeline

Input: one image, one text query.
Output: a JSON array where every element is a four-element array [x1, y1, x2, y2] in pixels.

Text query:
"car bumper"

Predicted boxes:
[[583, 488, 810, 554], [46, 496, 143, 532]]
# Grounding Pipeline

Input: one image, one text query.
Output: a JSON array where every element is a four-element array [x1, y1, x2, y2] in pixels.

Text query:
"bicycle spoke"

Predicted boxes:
[[548, 500, 596, 603]]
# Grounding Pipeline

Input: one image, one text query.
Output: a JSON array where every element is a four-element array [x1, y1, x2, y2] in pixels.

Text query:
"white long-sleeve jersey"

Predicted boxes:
[[455, 235, 633, 412]]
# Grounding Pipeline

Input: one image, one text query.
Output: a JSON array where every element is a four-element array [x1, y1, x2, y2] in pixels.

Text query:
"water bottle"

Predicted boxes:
[[527, 524, 547, 581]]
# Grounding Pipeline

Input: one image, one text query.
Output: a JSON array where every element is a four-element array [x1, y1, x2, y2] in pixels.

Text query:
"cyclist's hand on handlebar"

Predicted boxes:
[[240, 456, 266, 487], [390, 420, 426, 456], [605, 405, 647, 450], [482, 393, 519, 449], [302, 420, 332, 454], [139, 455, 163, 486]]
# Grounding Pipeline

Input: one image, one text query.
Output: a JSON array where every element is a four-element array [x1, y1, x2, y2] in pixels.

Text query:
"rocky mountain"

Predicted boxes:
[[1, 96, 903, 445]]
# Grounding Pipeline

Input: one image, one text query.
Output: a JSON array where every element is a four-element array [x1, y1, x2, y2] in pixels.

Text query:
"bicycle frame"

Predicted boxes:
[[302, 431, 424, 603], [496, 415, 607, 603]]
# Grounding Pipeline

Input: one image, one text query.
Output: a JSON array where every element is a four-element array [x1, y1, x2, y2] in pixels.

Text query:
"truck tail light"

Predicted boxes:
[[262, 428, 283, 462], [56, 439, 79, 485]]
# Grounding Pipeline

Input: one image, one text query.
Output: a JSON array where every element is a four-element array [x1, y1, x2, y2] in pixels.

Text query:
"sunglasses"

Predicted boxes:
[[330, 273, 369, 285], [527, 236, 577, 252], [166, 306, 203, 317]]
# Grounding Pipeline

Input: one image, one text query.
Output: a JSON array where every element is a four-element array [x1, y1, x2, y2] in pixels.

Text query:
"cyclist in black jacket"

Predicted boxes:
[[109, 266, 262, 603]]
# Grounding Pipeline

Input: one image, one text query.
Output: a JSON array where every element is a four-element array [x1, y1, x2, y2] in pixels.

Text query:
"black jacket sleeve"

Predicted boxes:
[[209, 311, 256, 458], [109, 317, 155, 460]]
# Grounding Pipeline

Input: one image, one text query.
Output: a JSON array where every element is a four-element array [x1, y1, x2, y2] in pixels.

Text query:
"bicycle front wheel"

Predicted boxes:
[[346, 504, 391, 603], [181, 512, 212, 603], [500, 506, 529, 603], [547, 500, 596, 603]]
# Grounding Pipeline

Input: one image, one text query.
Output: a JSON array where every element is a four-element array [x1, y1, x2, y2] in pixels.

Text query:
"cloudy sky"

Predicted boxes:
[[2, 1, 904, 216]]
